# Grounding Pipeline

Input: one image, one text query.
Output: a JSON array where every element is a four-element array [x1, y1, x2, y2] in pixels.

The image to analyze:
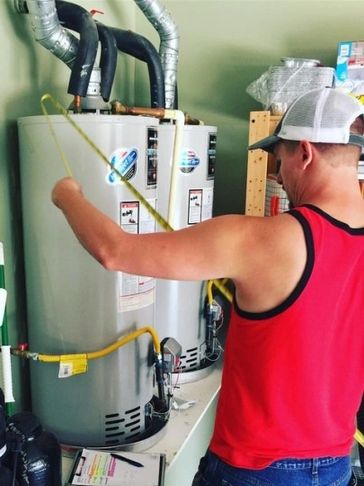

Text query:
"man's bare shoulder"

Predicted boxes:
[[210, 212, 305, 265], [223, 212, 305, 251], [229, 213, 307, 312]]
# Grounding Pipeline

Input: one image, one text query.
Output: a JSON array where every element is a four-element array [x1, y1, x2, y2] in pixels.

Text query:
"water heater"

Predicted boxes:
[[18, 114, 160, 447], [156, 124, 217, 378]]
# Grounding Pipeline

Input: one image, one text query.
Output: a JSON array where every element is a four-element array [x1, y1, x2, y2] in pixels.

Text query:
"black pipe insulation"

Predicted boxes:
[[174, 83, 178, 110], [55, 1, 99, 98], [96, 23, 118, 102], [107, 27, 165, 109]]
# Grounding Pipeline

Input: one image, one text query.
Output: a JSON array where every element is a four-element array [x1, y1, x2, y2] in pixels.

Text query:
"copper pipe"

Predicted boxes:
[[111, 101, 165, 118], [185, 114, 204, 125], [73, 95, 81, 113], [111, 101, 205, 125]]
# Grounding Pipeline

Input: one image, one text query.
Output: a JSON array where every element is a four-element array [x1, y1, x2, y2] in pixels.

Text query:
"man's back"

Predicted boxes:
[[210, 204, 364, 468]]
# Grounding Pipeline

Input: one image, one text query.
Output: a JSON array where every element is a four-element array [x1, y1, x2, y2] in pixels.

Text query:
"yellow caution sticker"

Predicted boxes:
[[58, 354, 88, 378]]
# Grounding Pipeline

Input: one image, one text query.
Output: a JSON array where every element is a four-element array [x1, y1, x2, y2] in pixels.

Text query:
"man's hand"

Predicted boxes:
[[52, 177, 83, 209]]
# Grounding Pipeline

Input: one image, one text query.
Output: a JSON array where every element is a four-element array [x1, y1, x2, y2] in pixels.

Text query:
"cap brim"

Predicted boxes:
[[349, 134, 364, 148], [248, 134, 280, 152]]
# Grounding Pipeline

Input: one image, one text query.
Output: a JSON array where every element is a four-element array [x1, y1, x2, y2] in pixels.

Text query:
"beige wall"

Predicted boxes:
[[0, 0, 363, 407]]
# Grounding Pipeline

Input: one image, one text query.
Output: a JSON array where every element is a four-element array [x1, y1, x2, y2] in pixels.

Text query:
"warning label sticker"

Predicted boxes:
[[120, 201, 139, 234], [188, 188, 213, 225], [188, 189, 202, 224], [118, 198, 156, 312]]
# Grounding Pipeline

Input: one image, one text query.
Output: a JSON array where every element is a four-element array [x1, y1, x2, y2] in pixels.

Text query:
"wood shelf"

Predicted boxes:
[[245, 111, 364, 215], [245, 111, 281, 216]]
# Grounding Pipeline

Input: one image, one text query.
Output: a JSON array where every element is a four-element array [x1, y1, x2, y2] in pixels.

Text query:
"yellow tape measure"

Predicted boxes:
[[40, 93, 173, 233], [40, 94, 231, 301]]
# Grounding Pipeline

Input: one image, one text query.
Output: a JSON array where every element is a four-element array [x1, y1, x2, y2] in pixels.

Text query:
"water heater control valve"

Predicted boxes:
[[160, 337, 182, 373]]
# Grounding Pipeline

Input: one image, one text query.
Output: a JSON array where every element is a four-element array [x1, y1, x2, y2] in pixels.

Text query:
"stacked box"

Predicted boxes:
[[335, 41, 364, 95]]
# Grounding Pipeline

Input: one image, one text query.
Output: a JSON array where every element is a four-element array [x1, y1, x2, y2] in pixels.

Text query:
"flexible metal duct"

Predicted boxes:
[[134, 0, 179, 109], [24, 0, 99, 97], [25, 0, 78, 68]]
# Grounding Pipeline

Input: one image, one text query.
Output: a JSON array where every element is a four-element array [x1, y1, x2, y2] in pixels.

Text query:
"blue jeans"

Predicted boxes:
[[191, 450, 357, 486]]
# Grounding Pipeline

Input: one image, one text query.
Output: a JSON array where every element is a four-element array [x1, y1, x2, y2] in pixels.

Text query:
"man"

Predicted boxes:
[[52, 88, 364, 485]]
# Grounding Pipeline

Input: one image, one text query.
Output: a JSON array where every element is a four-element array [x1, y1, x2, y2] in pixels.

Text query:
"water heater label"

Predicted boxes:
[[207, 133, 217, 180], [118, 199, 156, 312], [147, 127, 158, 187], [106, 147, 138, 184], [188, 189, 203, 224], [180, 149, 200, 173], [202, 187, 213, 221], [188, 188, 213, 225], [121, 201, 139, 233]]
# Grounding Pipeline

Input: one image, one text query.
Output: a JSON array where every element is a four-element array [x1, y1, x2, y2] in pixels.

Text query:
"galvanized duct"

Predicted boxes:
[[26, 0, 78, 68], [134, 0, 179, 109]]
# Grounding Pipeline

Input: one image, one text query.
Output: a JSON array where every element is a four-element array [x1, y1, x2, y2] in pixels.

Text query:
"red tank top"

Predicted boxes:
[[210, 205, 364, 469]]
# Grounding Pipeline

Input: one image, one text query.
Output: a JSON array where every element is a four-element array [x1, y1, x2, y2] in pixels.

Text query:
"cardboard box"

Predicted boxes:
[[335, 41, 364, 95]]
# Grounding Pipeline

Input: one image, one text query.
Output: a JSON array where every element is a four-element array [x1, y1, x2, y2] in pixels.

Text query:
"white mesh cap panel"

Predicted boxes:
[[283, 88, 322, 129], [277, 87, 364, 144], [248, 87, 364, 151]]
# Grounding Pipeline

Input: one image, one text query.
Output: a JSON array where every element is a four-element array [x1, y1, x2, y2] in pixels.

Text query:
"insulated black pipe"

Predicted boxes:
[[174, 83, 178, 110], [96, 23, 118, 102], [108, 27, 165, 109], [55, 1, 99, 98]]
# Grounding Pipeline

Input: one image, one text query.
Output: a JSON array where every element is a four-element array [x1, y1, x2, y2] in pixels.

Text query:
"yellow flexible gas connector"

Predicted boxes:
[[355, 428, 364, 447], [207, 278, 233, 305], [13, 326, 160, 363]]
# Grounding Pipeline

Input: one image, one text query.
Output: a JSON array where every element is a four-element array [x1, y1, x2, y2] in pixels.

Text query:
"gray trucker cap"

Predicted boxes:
[[248, 87, 364, 153]]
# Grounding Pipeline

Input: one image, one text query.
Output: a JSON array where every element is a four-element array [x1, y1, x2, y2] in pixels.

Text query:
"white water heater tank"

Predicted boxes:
[[156, 124, 217, 375], [18, 114, 159, 447]]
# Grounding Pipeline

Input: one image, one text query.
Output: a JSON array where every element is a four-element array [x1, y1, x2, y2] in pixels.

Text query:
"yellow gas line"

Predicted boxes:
[[207, 278, 233, 305], [355, 428, 364, 447], [37, 325, 161, 362], [12, 326, 161, 378], [212, 279, 233, 303]]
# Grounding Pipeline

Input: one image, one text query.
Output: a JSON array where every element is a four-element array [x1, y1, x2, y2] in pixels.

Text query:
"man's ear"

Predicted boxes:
[[299, 140, 313, 170]]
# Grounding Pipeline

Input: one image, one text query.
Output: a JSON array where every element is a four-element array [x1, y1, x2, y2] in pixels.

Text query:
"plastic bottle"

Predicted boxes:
[[6, 411, 61, 486]]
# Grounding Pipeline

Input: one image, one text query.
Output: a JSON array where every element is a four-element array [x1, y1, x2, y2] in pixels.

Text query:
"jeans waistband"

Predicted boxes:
[[269, 456, 346, 470]]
